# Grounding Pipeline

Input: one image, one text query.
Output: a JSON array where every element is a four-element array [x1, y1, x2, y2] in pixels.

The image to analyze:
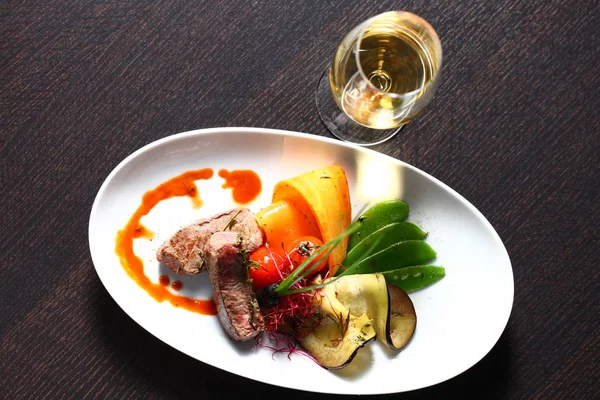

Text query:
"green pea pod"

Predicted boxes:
[[348, 200, 409, 251], [383, 265, 446, 293], [340, 240, 437, 276], [344, 222, 428, 266]]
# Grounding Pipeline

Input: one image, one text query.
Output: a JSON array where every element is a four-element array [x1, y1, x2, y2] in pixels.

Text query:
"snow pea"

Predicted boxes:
[[340, 240, 437, 276], [343, 222, 428, 266], [347, 200, 409, 251], [382, 265, 446, 293]]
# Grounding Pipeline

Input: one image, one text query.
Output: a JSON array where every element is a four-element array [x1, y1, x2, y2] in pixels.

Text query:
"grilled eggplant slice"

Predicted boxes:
[[300, 274, 417, 368], [300, 274, 388, 369], [301, 313, 376, 370], [385, 283, 417, 350]]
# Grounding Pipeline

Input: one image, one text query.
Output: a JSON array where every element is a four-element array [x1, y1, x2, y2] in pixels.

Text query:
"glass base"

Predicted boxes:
[[315, 66, 402, 147]]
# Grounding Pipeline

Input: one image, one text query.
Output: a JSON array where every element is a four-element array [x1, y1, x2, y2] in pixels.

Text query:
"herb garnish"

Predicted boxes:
[[222, 209, 242, 231]]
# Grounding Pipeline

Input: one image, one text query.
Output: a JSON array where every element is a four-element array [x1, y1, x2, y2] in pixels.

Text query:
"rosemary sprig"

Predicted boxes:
[[222, 209, 242, 231], [327, 310, 351, 343]]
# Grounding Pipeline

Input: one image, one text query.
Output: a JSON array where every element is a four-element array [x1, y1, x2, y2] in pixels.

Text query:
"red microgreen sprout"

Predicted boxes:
[[255, 332, 321, 365], [264, 242, 285, 281], [261, 278, 321, 338]]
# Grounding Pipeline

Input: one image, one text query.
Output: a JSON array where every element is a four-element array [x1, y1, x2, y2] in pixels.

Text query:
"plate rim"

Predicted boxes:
[[88, 126, 514, 394]]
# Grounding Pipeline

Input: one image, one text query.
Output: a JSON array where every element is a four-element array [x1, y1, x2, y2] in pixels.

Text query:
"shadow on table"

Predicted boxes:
[[93, 284, 512, 400]]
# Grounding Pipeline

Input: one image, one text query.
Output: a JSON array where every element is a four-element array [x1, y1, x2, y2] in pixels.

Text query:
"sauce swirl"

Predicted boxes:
[[115, 168, 217, 315], [219, 169, 262, 204]]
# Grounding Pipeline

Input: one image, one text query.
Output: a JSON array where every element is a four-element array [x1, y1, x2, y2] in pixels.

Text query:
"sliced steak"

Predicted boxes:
[[206, 231, 264, 341], [157, 208, 263, 275]]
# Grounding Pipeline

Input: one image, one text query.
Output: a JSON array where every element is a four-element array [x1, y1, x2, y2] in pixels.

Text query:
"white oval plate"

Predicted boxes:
[[89, 127, 513, 395]]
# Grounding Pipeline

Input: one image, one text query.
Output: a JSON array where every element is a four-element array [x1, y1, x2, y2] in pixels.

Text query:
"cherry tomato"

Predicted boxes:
[[287, 236, 328, 276], [248, 246, 290, 289]]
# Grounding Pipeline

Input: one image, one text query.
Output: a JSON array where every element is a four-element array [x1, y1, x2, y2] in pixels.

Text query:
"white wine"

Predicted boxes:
[[329, 12, 442, 129]]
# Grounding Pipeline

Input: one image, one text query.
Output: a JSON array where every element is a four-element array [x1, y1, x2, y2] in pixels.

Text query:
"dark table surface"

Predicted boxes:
[[2, 1, 598, 399]]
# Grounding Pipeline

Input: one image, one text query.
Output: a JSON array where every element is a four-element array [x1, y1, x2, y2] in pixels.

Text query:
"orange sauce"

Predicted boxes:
[[115, 168, 217, 315], [218, 169, 262, 204], [158, 275, 170, 286], [135, 225, 155, 240]]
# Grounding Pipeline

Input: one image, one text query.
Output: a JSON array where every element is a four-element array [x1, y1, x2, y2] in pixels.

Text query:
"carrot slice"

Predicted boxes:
[[254, 199, 322, 254], [271, 164, 351, 276]]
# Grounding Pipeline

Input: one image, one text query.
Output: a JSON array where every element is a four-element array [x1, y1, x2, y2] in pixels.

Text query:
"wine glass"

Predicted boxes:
[[316, 11, 442, 146]]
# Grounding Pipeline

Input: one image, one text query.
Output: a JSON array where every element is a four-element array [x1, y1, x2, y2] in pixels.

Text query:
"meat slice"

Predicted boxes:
[[157, 208, 263, 275], [206, 231, 264, 341]]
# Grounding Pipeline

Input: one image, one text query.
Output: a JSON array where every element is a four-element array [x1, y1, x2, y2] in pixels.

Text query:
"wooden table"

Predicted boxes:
[[2, 1, 598, 398]]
